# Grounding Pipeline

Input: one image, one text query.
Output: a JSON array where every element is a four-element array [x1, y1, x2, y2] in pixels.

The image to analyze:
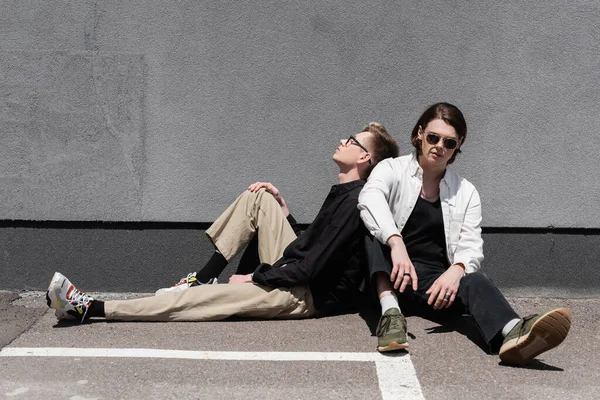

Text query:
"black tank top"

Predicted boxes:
[[401, 196, 449, 269]]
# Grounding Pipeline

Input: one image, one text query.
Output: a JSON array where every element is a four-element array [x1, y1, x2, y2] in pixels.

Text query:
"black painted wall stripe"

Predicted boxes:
[[1, 220, 599, 235]]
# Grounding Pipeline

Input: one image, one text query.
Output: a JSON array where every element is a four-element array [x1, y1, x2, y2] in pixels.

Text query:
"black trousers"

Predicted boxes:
[[365, 235, 519, 351]]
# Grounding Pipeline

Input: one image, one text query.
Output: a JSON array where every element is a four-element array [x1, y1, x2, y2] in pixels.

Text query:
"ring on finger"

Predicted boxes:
[[443, 294, 451, 301]]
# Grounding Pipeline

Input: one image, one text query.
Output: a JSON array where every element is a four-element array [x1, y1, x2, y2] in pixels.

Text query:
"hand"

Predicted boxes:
[[425, 264, 465, 310], [247, 182, 289, 216], [228, 274, 253, 284], [387, 236, 418, 292]]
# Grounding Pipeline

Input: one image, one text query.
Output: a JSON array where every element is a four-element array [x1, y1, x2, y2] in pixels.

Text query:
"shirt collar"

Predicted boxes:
[[332, 179, 365, 195], [410, 152, 422, 177], [410, 151, 451, 189]]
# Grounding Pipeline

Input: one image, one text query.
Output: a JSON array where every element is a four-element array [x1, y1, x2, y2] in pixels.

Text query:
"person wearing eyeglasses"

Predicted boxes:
[[358, 103, 571, 366], [46, 123, 400, 324]]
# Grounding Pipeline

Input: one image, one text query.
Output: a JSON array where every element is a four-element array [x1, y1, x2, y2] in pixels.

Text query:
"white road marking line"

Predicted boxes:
[[1, 347, 386, 361], [376, 358, 425, 400], [1, 348, 425, 399], [5, 387, 29, 397]]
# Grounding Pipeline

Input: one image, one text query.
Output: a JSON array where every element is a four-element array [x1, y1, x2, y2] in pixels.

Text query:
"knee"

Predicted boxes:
[[254, 188, 278, 203], [242, 188, 280, 208], [241, 188, 269, 200], [461, 271, 496, 289]]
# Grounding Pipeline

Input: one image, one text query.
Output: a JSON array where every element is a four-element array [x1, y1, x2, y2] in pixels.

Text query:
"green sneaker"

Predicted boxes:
[[499, 308, 571, 365], [376, 308, 409, 352]]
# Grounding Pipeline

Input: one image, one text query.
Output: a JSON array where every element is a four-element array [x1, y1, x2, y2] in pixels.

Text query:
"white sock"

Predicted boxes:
[[380, 295, 400, 314], [502, 318, 521, 337]]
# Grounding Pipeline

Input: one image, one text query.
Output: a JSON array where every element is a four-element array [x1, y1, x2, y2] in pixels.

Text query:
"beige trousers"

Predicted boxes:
[[104, 189, 317, 321], [205, 188, 297, 264]]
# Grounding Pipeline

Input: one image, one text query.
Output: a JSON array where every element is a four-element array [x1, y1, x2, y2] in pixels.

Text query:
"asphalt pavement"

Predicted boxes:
[[0, 291, 598, 399]]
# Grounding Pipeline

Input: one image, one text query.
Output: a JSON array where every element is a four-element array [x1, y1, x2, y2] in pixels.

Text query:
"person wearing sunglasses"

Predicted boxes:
[[358, 103, 570, 366], [46, 123, 400, 325]]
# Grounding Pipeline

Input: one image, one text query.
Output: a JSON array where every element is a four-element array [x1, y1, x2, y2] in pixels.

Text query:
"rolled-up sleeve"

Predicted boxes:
[[452, 188, 484, 273], [358, 159, 401, 245]]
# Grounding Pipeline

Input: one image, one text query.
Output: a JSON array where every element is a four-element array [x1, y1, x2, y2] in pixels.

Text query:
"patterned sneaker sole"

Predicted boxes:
[[377, 341, 409, 352], [46, 272, 66, 309], [46, 285, 76, 321], [499, 307, 571, 365]]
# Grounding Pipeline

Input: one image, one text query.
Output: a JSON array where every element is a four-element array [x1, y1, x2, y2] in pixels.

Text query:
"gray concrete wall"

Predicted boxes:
[[1, 1, 598, 227]]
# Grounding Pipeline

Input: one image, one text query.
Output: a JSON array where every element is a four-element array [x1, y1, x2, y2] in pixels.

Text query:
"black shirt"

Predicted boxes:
[[252, 179, 367, 314], [401, 196, 449, 269]]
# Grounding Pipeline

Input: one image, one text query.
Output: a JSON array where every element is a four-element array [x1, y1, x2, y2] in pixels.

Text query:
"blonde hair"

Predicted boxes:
[[361, 122, 399, 177]]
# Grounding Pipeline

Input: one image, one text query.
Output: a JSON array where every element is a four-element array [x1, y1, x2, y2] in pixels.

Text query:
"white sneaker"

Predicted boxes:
[[155, 272, 218, 295], [46, 272, 94, 321]]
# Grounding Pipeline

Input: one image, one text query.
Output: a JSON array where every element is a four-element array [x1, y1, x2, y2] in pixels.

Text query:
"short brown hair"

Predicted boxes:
[[410, 103, 467, 164], [362, 122, 399, 177]]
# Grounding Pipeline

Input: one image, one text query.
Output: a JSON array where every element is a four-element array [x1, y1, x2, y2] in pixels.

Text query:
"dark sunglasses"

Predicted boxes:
[[346, 136, 372, 164], [425, 133, 458, 150]]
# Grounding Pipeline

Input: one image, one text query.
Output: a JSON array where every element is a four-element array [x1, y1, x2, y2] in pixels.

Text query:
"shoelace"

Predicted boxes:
[[376, 315, 403, 336], [68, 288, 94, 322], [180, 272, 197, 285], [516, 314, 537, 341]]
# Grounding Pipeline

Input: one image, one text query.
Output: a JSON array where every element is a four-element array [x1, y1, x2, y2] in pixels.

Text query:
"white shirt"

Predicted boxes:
[[358, 153, 484, 273]]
